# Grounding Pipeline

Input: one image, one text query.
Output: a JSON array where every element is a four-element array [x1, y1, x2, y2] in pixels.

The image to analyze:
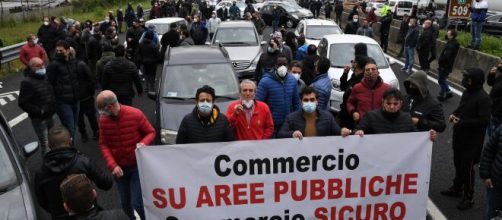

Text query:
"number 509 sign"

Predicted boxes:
[[448, 0, 472, 19]]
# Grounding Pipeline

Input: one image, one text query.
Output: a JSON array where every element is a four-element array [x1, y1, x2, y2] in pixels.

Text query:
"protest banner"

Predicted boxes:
[[137, 132, 433, 220]]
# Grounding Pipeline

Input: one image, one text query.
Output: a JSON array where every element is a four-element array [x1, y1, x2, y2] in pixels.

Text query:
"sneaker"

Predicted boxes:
[[456, 199, 474, 210], [400, 67, 407, 71], [440, 187, 462, 197]]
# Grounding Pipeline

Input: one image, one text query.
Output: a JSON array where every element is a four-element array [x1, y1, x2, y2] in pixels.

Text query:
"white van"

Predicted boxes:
[[389, 0, 415, 18]]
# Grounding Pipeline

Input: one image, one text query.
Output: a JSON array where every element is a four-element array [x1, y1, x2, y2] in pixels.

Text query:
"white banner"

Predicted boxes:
[[137, 132, 433, 220]]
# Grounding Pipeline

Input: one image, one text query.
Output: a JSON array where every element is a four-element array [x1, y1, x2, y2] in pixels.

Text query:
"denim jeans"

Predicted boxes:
[[115, 166, 145, 220], [404, 46, 415, 71], [77, 98, 99, 136], [485, 183, 502, 220], [438, 67, 451, 97], [56, 101, 79, 140], [30, 116, 54, 154], [470, 21, 484, 48], [272, 20, 279, 33]]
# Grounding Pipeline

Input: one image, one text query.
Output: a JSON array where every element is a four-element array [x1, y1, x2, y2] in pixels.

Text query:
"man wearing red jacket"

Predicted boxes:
[[96, 90, 155, 220], [347, 58, 390, 124], [226, 79, 274, 140], [19, 34, 48, 67]]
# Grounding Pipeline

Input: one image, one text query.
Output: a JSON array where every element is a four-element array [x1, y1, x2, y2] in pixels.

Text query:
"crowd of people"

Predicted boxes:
[[3, 0, 502, 219]]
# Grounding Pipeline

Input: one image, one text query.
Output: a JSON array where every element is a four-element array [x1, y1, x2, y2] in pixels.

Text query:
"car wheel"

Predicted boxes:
[[286, 20, 294, 28]]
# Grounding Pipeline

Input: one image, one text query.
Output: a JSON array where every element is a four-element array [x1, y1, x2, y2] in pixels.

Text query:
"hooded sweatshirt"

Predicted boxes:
[[403, 71, 446, 132]]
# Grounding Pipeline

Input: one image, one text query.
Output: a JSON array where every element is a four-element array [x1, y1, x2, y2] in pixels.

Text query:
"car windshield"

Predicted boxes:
[[329, 43, 388, 68], [162, 63, 239, 99], [306, 25, 342, 40], [213, 28, 258, 45], [148, 23, 171, 34], [0, 141, 17, 190]]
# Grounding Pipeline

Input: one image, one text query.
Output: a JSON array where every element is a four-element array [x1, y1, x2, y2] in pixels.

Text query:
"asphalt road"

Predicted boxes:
[[0, 26, 489, 220]]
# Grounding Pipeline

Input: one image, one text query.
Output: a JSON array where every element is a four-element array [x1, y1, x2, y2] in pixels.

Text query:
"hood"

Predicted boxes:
[[462, 67, 485, 91], [0, 186, 29, 220], [160, 100, 234, 131], [404, 70, 428, 98], [224, 46, 261, 61], [42, 147, 78, 173]]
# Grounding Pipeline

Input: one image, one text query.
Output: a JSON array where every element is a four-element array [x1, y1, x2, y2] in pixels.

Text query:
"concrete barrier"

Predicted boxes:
[[339, 11, 500, 89], [0, 6, 74, 24]]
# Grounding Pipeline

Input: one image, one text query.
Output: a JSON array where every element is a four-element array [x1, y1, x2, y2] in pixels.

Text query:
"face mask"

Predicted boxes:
[[194, 18, 199, 22], [407, 87, 420, 97], [353, 19, 358, 23], [242, 100, 254, 109], [302, 102, 317, 113], [212, 14, 216, 18], [277, 65, 288, 77], [35, 68, 46, 76], [198, 101, 213, 116], [55, 53, 66, 60], [382, 109, 400, 119], [99, 109, 112, 116], [461, 77, 470, 89], [44, 21, 49, 26], [408, 23, 412, 27], [433, 21, 438, 25], [422, 24, 426, 28], [267, 46, 277, 53], [292, 73, 301, 81]]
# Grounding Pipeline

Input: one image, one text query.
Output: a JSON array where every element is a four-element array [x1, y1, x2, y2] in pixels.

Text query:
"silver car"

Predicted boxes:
[[211, 21, 266, 79]]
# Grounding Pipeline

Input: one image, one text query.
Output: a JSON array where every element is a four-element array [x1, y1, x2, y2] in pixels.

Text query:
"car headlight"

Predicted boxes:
[[331, 78, 341, 91], [161, 129, 178, 144], [291, 14, 299, 20], [388, 79, 400, 89]]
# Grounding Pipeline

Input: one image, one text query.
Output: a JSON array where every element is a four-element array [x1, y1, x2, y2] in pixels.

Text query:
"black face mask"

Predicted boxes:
[[407, 87, 421, 97], [461, 77, 470, 89], [382, 109, 400, 119], [497, 66, 502, 72], [55, 53, 66, 60]]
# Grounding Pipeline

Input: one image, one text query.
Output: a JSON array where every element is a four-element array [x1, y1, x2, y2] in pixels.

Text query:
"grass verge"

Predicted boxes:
[[439, 30, 502, 57]]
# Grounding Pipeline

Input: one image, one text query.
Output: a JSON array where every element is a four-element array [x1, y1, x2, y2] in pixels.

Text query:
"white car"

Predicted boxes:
[[295, 19, 343, 46], [317, 34, 399, 113], [215, 0, 246, 19]]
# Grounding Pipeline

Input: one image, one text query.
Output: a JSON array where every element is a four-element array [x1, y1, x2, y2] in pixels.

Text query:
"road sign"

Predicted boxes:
[[448, 0, 472, 19]]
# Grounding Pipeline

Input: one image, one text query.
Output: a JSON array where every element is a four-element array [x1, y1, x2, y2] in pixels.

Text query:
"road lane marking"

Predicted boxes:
[[392, 59, 463, 96], [428, 198, 448, 220], [8, 112, 28, 127], [0, 90, 19, 106]]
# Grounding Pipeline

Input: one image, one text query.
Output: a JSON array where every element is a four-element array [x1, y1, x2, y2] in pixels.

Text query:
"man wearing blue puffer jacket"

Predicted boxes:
[[311, 57, 332, 111], [257, 54, 300, 136], [468, 0, 488, 50]]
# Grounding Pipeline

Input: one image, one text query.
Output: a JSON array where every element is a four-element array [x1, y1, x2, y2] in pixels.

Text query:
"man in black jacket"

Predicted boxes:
[[437, 29, 460, 101], [379, 12, 393, 53], [417, 20, 434, 73], [47, 40, 90, 139], [334, 1, 344, 25], [160, 23, 180, 58], [441, 68, 492, 210], [125, 19, 145, 61], [102, 45, 143, 106], [255, 38, 283, 82], [176, 85, 235, 144], [18, 57, 56, 154], [479, 125, 502, 219], [279, 87, 345, 139], [397, 14, 410, 58], [487, 59, 502, 137], [61, 174, 128, 220], [34, 126, 113, 219], [344, 15, 360, 35], [402, 71, 446, 132], [86, 24, 103, 77]]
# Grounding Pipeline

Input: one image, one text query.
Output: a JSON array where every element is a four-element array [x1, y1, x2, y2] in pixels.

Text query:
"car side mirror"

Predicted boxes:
[[261, 41, 267, 45], [147, 91, 157, 100], [23, 142, 38, 157]]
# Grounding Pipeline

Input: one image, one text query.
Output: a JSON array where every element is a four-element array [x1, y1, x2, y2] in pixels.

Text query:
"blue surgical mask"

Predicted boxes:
[[98, 109, 112, 116], [198, 101, 213, 116], [35, 68, 46, 76], [302, 102, 317, 113]]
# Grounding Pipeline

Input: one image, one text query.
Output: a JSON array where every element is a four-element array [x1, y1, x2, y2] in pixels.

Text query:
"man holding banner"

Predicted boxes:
[[226, 80, 274, 140]]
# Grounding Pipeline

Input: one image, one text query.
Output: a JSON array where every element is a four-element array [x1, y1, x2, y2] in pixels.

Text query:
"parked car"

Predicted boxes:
[[0, 111, 39, 220], [211, 21, 266, 79], [317, 34, 399, 113], [295, 19, 343, 46], [215, 0, 247, 19], [260, 2, 313, 28], [445, 14, 502, 37], [148, 46, 240, 144], [389, 0, 413, 18]]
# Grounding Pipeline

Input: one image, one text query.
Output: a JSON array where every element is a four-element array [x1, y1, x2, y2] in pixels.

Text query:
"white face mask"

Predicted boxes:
[[44, 21, 49, 26], [242, 100, 254, 109], [353, 18, 358, 23], [277, 65, 288, 77], [292, 73, 301, 81]]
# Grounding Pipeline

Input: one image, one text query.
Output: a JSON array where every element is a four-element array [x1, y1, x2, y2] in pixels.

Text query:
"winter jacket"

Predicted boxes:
[[18, 70, 56, 119], [99, 105, 155, 171], [208, 17, 221, 33], [281, 44, 294, 62], [398, 19, 410, 43], [256, 71, 300, 128], [356, 26, 374, 38], [37, 24, 60, 53], [217, 7, 229, 21], [86, 34, 103, 62], [302, 54, 320, 86], [96, 51, 115, 84], [252, 17, 266, 35], [67, 206, 129, 220], [135, 39, 161, 65], [347, 77, 390, 121], [488, 72, 502, 117], [405, 26, 419, 48], [190, 22, 208, 45], [226, 100, 274, 140], [176, 106, 235, 144], [311, 73, 331, 111], [76, 59, 96, 101], [417, 27, 434, 53], [102, 57, 143, 97], [19, 44, 46, 66], [229, 5, 241, 19], [244, 5, 255, 15], [344, 22, 359, 35], [126, 26, 145, 49], [402, 71, 446, 132], [295, 44, 308, 61], [161, 29, 180, 56], [438, 39, 460, 72], [278, 109, 341, 138], [254, 49, 282, 82], [452, 68, 492, 160], [480, 125, 502, 186], [47, 58, 87, 103], [357, 109, 417, 134], [34, 147, 113, 219]]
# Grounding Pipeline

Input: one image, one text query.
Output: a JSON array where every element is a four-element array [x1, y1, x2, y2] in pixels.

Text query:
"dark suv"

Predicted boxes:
[[148, 46, 240, 144], [0, 111, 39, 219]]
